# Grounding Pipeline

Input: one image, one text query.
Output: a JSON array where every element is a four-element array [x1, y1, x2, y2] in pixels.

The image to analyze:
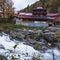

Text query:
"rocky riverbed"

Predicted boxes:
[[3, 26, 60, 51], [0, 26, 60, 60]]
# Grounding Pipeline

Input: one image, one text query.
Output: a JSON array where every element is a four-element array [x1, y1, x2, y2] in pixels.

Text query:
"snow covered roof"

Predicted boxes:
[[19, 13, 32, 16], [36, 7, 43, 9]]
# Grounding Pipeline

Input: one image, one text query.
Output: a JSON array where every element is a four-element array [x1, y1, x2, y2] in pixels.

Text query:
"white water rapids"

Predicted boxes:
[[0, 32, 60, 60]]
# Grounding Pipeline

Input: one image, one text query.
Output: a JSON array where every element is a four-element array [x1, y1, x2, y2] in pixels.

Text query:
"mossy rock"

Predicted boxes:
[[34, 43, 42, 50]]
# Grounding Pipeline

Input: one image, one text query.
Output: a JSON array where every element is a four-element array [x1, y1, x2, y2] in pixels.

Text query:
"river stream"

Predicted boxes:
[[0, 32, 60, 60]]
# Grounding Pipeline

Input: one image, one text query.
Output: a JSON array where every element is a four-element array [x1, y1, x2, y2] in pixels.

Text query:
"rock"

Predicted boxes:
[[34, 42, 42, 50], [0, 44, 5, 49], [57, 43, 60, 50], [44, 32, 55, 35], [9, 28, 58, 48], [0, 55, 8, 60], [25, 37, 36, 44], [28, 30, 34, 33], [47, 27, 60, 32], [44, 32, 58, 43], [43, 30, 50, 33], [0, 33, 3, 36], [10, 32, 17, 38]]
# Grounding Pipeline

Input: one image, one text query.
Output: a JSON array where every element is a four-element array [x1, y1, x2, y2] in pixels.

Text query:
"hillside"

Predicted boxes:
[[20, 0, 60, 13]]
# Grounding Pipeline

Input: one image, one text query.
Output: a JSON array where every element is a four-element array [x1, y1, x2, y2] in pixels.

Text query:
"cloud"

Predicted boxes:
[[12, 0, 39, 11]]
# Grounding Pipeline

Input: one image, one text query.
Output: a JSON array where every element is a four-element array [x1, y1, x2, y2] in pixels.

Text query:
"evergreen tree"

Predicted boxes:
[[40, 0, 48, 8], [20, 0, 60, 13]]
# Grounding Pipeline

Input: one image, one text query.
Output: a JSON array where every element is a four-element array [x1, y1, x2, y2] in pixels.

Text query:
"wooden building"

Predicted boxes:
[[47, 13, 60, 25], [15, 7, 54, 26], [15, 7, 60, 26]]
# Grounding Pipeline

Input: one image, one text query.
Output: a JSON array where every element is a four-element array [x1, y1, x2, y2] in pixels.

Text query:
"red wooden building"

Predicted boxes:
[[47, 13, 60, 24], [14, 7, 60, 25]]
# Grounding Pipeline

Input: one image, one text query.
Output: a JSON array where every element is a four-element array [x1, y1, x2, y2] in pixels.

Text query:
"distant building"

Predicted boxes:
[[14, 7, 60, 26]]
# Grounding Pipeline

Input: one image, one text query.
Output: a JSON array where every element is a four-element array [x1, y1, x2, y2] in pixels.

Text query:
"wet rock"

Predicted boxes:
[[44, 32, 58, 43], [47, 27, 60, 32], [0, 33, 3, 36], [0, 44, 5, 49], [57, 43, 60, 50], [10, 32, 17, 38], [28, 39, 37, 44], [0, 55, 8, 60], [9, 29, 42, 40], [43, 30, 50, 33]]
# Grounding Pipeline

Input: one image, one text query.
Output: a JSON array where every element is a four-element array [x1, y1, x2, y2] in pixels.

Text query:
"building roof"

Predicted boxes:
[[19, 13, 32, 16], [19, 15, 54, 21], [47, 13, 60, 17], [14, 11, 60, 21], [33, 7, 46, 11], [36, 7, 43, 9]]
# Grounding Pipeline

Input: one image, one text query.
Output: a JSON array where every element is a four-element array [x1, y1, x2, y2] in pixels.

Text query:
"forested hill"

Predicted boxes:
[[20, 0, 60, 13]]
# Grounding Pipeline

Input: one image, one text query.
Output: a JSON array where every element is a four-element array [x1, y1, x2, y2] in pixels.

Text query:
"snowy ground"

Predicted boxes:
[[0, 32, 60, 60]]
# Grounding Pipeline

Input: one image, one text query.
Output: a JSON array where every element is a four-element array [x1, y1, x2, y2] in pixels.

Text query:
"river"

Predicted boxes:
[[0, 32, 60, 60]]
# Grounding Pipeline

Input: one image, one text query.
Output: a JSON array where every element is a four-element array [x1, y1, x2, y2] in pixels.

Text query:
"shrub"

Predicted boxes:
[[34, 43, 41, 50], [55, 30, 60, 40]]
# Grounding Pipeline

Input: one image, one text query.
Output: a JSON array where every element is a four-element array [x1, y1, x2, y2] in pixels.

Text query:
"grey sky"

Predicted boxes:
[[12, 0, 39, 11]]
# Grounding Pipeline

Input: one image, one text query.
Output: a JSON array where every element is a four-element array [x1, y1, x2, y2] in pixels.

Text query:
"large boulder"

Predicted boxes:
[[44, 32, 58, 43]]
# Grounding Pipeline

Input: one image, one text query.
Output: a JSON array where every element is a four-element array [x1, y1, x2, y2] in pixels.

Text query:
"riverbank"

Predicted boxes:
[[0, 23, 46, 31], [0, 23, 60, 60], [0, 30, 60, 60], [0, 23, 60, 50]]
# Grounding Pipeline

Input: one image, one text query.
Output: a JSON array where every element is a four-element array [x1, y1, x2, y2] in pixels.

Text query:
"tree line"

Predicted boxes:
[[20, 0, 60, 13]]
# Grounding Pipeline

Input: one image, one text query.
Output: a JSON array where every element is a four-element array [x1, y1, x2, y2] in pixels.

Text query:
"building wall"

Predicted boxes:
[[49, 15, 60, 22], [22, 19, 34, 22], [51, 15, 60, 25], [16, 18, 22, 25], [22, 19, 54, 23], [54, 16, 60, 21]]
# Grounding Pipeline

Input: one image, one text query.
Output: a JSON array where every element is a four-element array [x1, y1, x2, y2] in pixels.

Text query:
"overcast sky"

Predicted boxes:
[[12, 0, 39, 11]]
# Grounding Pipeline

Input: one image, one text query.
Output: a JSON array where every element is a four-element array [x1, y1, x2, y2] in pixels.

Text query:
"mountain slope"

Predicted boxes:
[[20, 0, 60, 13]]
